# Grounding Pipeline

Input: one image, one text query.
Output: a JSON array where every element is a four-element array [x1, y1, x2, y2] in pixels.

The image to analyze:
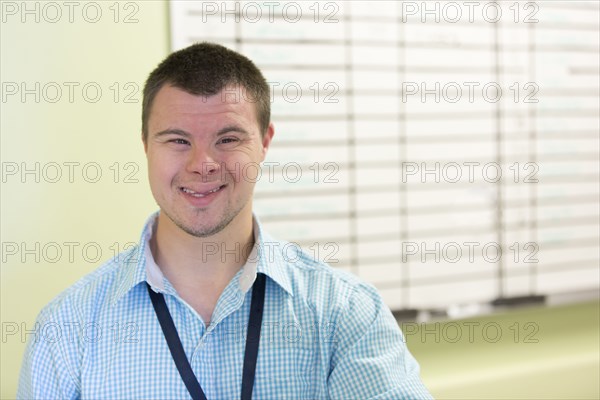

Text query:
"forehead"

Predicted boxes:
[[148, 84, 259, 131]]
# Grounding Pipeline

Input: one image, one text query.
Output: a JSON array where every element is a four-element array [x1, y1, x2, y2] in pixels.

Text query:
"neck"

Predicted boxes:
[[150, 210, 255, 292]]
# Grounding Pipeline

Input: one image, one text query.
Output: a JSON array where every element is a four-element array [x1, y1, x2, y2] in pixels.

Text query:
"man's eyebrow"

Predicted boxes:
[[216, 125, 250, 137], [153, 128, 191, 138], [152, 126, 251, 138]]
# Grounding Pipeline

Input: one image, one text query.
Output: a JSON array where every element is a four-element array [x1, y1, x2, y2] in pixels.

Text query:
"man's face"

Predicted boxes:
[[145, 84, 273, 238]]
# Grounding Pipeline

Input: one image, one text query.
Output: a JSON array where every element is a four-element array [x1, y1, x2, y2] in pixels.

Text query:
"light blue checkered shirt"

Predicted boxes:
[[18, 212, 432, 399]]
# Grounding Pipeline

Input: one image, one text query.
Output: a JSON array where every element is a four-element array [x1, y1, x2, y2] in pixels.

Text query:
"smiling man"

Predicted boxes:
[[18, 42, 432, 399], [144, 81, 274, 326]]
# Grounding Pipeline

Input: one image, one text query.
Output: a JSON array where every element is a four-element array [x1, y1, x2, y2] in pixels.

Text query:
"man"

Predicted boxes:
[[18, 42, 432, 399]]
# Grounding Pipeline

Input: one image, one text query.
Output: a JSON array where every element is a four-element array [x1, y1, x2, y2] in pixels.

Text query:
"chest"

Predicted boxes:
[[180, 290, 219, 325], [173, 278, 235, 325], [81, 298, 328, 399]]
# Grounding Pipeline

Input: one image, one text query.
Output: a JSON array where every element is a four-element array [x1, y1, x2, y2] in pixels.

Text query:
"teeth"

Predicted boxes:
[[182, 186, 221, 197]]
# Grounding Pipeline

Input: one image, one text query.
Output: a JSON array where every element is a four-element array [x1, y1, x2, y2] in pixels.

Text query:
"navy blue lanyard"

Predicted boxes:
[[147, 273, 266, 400]]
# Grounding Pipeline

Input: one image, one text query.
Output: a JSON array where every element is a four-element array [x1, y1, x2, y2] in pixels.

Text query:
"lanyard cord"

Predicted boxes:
[[147, 273, 266, 400]]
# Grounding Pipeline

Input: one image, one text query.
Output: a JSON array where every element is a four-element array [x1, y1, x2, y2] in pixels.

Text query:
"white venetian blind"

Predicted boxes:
[[169, 1, 599, 311]]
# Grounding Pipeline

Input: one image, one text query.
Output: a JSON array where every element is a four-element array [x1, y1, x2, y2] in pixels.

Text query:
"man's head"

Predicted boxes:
[[141, 42, 271, 143], [142, 43, 274, 239]]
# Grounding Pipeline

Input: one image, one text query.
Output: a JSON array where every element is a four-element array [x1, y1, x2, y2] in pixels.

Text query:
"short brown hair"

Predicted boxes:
[[141, 42, 270, 142]]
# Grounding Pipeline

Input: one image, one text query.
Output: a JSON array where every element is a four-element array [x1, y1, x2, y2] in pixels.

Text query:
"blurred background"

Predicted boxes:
[[1, 1, 598, 398]]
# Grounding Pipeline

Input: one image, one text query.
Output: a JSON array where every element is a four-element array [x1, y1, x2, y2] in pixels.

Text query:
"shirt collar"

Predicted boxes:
[[110, 211, 293, 305]]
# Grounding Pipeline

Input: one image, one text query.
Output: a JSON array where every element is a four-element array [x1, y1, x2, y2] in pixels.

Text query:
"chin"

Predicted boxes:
[[176, 211, 238, 238]]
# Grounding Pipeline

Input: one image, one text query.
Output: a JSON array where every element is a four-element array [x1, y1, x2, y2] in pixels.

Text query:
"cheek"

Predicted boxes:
[[224, 163, 243, 183], [147, 152, 177, 185], [222, 152, 261, 184], [240, 162, 262, 183]]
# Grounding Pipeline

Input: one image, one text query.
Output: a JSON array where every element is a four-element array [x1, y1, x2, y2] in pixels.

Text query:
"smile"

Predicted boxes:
[[180, 185, 225, 198]]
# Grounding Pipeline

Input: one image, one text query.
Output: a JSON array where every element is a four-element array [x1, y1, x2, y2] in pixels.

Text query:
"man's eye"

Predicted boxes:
[[218, 137, 239, 145], [169, 138, 189, 145]]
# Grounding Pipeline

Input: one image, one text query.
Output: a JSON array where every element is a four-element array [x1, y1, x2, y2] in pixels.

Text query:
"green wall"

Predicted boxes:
[[1, 2, 169, 397], [408, 300, 600, 399]]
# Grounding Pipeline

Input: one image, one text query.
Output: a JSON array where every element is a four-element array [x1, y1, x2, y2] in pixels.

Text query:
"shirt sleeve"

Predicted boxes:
[[17, 305, 81, 400], [327, 283, 433, 400]]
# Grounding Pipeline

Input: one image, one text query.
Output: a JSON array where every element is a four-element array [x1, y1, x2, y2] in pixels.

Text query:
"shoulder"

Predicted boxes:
[[35, 246, 139, 324], [18, 247, 139, 399], [263, 233, 384, 318]]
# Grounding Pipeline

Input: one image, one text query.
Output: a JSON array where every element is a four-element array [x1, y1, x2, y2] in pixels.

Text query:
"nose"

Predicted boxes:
[[186, 145, 221, 177]]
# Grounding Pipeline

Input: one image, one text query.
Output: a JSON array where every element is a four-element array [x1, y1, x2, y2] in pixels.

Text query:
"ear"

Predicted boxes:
[[142, 132, 148, 154], [260, 123, 275, 161]]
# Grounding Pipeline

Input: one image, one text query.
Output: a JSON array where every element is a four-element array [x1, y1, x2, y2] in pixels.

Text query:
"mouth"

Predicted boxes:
[[180, 184, 226, 198]]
